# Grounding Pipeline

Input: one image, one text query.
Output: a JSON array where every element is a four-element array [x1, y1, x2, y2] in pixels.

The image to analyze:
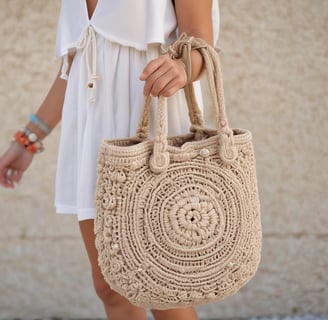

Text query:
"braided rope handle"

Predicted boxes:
[[135, 95, 152, 140], [136, 33, 238, 173], [149, 97, 170, 173]]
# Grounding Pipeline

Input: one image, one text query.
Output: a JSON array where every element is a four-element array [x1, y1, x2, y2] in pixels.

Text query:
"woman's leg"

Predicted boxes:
[[151, 307, 199, 320], [79, 219, 147, 320]]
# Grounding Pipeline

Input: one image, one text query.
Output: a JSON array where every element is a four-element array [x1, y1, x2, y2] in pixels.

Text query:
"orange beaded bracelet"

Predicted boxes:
[[14, 128, 44, 154]]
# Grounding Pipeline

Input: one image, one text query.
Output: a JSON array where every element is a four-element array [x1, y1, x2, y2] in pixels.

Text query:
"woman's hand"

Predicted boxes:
[[140, 54, 187, 97], [0, 142, 34, 189]]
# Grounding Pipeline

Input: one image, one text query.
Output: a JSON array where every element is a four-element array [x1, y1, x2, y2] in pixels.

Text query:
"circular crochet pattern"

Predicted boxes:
[[95, 142, 261, 310]]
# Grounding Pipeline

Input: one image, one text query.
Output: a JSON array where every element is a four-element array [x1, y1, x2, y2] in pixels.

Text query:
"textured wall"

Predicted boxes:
[[0, 0, 327, 318]]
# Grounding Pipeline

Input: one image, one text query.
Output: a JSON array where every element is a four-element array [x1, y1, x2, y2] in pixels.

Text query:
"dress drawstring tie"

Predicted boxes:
[[60, 55, 69, 81], [77, 25, 99, 104]]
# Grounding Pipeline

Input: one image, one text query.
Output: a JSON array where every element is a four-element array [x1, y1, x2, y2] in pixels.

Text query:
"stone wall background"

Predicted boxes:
[[0, 0, 327, 318]]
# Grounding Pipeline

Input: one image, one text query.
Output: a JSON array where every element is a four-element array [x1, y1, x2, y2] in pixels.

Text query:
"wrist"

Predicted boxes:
[[13, 128, 44, 154], [27, 113, 53, 140], [166, 33, 206, 84], [190, 50, 204, 82], [26, 122, 47, 140]]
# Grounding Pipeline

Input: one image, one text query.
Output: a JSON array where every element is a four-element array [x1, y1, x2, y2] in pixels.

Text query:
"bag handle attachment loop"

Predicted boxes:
[[138, 33, 238, 173]]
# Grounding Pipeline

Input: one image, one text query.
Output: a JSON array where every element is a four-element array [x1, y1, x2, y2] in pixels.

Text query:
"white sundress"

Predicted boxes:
[[54, 0, 220, 221]]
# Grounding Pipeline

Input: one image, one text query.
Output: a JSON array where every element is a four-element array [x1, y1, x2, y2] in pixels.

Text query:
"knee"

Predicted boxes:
[[92, 271, 126, 306], [92, 269, 147, 319]]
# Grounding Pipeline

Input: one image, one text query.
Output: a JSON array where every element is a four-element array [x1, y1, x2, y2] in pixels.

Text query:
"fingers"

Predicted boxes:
[[9, 168, 23, 184], [139, 57, 164, 81], [0, 167, 22, 188], [0, 147, 25, 188], [0, 142, 33, 188], [0, 167, 14, 188], [5, 168, 15, 188], [140, 55, 187, 97]]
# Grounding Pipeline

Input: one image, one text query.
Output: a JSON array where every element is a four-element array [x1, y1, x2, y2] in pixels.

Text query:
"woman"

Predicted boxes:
[[0, 0, 219, 319]]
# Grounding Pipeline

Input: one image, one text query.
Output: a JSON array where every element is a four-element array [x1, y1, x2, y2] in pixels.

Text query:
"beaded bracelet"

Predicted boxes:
[[29, 114, 52, 135], [14, 128, 44, 154]]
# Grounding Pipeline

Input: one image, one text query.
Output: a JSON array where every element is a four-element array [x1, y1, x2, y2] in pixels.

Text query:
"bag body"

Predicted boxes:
[[95, 34, 262, 310]]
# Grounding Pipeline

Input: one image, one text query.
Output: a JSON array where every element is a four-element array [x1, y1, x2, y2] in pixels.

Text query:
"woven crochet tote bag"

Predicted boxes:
[[95, 34, 262, 310]]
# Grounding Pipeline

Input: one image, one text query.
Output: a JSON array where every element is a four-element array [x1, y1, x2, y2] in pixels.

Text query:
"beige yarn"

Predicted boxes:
[[94, 33, 262, 310]]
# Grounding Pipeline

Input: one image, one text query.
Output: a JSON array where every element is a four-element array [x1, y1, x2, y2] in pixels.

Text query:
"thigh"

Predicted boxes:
[[79, 219, 100, 271], [79, 219, 121, 301], [79, 219, 113, 297]]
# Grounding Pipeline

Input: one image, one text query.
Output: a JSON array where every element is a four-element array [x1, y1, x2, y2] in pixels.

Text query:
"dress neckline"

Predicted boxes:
[[85, 0, 100, 21]]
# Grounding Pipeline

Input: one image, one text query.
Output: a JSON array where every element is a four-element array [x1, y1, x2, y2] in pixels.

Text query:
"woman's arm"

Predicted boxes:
[[174, 0, 214, 80], [26, 53, 75, 139], [0, 54, 74, 188], [140, 0, 213, 97]]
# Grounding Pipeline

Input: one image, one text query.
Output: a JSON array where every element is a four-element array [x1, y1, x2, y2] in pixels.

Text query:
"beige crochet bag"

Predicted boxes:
[[95, 34, 262, 310]]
